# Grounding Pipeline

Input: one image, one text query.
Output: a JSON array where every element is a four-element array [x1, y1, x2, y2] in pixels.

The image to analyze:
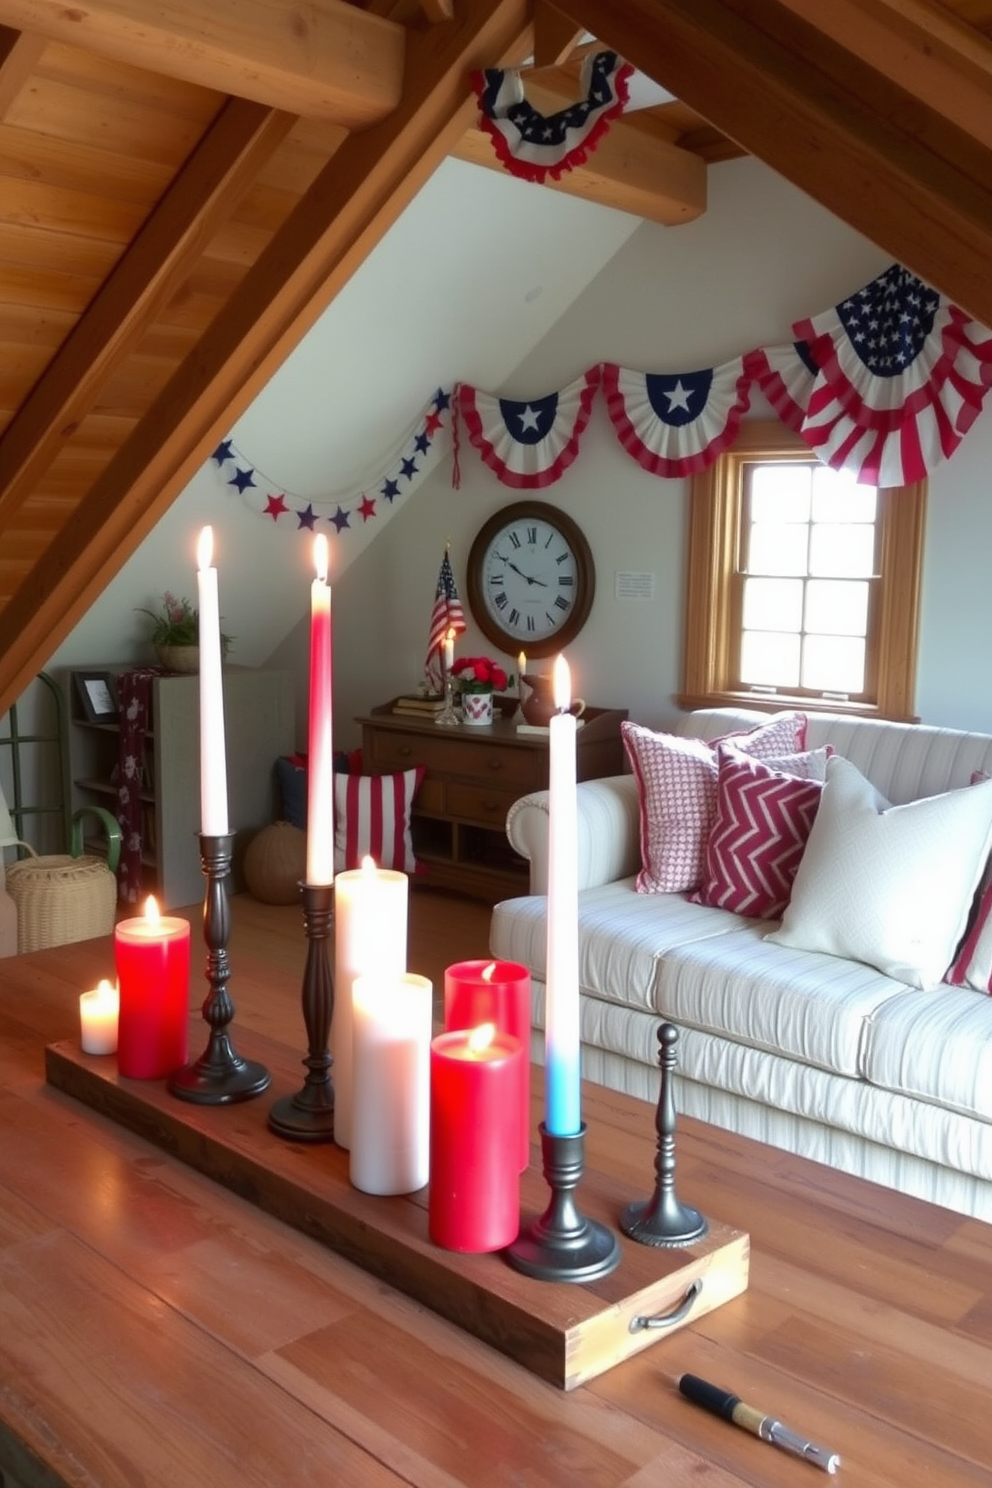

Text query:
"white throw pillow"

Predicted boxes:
[[767, 756, 992, 989]]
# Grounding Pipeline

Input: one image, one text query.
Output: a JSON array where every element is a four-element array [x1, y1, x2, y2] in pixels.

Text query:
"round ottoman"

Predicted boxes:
[[6, 852, 117, 953], [243, 821, 306, 905]]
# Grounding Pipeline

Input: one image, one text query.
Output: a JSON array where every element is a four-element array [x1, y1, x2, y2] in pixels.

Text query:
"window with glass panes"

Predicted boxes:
[[737, 461, 877, 701], [681, 421, 924, 720]]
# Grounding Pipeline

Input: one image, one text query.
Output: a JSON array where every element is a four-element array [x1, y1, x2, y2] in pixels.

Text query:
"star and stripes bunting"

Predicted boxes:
[[424, 548, 467, 693], [791, 263, 992, 486], [602, 358, 754, 477], [472, 51, 634, 184], [455, 368, 600, 489]]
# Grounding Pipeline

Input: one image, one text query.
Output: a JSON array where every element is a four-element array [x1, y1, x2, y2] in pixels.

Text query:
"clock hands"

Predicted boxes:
[[494, 550, 549, 587]]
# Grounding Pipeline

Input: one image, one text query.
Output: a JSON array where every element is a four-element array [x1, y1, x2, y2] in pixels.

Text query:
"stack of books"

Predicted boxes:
[[392, 693, 447, 717]]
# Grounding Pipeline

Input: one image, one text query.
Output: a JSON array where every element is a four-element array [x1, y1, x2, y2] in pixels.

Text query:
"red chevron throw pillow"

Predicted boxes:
[[691, 745, 826, 919]]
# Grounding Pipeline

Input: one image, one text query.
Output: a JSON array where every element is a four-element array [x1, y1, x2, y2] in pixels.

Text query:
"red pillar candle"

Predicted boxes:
[[429, 1025, 522, 1253], [444, 959, 531, 1171], [115, 896, 191, 1079]]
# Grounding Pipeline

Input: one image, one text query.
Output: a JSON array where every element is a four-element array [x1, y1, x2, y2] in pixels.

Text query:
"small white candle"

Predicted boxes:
[[306, 533, 334, 885], [545, 654, 581, 1136], [443, 628, 455, 676], [196, 526, 229, 835], [331, 856, 408, 1149], [517, 651, 527, 698], [350, 971, 433, 1195], [80, 978, 119, 1055]]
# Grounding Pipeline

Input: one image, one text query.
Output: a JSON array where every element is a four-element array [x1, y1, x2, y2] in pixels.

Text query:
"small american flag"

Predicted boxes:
[[425, 549, 466, 692]]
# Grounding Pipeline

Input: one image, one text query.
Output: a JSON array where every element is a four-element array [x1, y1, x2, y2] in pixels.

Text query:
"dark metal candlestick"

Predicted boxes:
[[169, 832, 271, 1105], [506, 1123, 621, 1283], [269, 880, 336, 1141], [620, 1022, 708, 1247]]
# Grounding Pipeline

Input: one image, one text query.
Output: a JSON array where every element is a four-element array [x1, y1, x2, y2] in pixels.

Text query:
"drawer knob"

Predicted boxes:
[[398, 744, 413, 757], [486, 758, 503, 773]]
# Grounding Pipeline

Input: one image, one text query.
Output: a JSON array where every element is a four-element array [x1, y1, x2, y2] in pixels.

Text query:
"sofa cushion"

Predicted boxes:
[[691, 745, 827, 919], [655, 924, 907, 1077], [768, 757, 992, 990], [862, 982, 992, 1124], [333, 768, 425, 873], [621, 711, 807, 895], [489, 878, 745, 1013]]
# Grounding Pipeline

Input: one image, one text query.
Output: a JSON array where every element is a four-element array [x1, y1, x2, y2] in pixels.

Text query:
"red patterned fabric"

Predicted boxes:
[[621, 713, 807, 895], [333, 768, 425, 874], [114, 668, 160, 904], [692, 745, 826, 919]]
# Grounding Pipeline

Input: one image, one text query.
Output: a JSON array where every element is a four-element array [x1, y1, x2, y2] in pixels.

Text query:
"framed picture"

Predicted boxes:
[[74, 671, 119, 725]]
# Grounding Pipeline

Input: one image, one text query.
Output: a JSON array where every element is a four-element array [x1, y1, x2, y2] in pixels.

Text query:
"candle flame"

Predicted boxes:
[[197, 525, 213, 571], [552, 654, 571, 712], [445, 627, 456, 643], [97, 978, 115, 996], [468, 1022, 496, 1054], [360, 854, 377, 874], [313, 531, 329, 583], [143, 895, 161, 927], [481, 961, 496, 984]]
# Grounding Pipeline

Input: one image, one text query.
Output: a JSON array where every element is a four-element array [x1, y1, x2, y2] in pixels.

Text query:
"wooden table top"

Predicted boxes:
[[2, 932, 991, 1487]]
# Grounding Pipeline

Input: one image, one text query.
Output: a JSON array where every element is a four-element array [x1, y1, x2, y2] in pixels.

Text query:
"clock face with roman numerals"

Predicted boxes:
[[466, 501, 595, 659]]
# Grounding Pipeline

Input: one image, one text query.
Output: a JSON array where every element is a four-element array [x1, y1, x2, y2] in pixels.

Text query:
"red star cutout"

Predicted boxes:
[[358, 495, 377, 522], [265, 492, 289, 520], [424, 411, 443, 435]]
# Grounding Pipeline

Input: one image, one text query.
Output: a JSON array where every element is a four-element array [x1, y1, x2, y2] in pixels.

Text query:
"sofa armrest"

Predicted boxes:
[[505, 775, 641, 895]]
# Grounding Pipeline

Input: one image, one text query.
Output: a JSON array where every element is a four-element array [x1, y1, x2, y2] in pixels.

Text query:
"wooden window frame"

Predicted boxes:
[[679, 421, 925, 721]]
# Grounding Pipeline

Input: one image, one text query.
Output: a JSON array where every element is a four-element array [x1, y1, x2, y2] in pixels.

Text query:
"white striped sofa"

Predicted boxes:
[[491, 707, 992, 1221]]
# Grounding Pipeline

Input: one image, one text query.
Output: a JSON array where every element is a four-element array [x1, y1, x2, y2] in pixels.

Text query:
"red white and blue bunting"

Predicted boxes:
[[216, 265, 992, 531], [210, 388, 451, 531], [472, 50, 634, 184], [602, 358, 754, 477], [454, 368, 600, 488]]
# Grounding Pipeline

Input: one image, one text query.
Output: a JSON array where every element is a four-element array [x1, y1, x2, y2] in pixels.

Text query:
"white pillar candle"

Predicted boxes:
[[196, 526, 229, 835], [331, 857, 408, 1149], [443, 628, 455, 677], [350, 971, 432, 1195], [306, 533, 334, 885], [79, 978, 119, 1055], [544, 654, 581, 1136]]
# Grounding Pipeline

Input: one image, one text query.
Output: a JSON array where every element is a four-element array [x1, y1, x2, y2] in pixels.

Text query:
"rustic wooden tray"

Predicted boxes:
[[46, 1031, 748, 1390]]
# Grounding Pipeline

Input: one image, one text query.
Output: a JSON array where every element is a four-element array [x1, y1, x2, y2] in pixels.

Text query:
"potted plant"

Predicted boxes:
[[451, 655, 508, 726], [136, 592, 232, 673]]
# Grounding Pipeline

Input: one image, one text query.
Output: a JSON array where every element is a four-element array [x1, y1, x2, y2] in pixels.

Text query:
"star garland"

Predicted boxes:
[[211, 388, 451, 532]]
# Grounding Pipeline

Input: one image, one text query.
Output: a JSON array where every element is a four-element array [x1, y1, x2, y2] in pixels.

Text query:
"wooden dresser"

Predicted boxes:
[[357, 701, 628, 902]]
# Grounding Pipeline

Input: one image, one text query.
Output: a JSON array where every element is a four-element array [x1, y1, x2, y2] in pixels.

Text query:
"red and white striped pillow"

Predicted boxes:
[[333, 768, 425, 874], [621, 712, 808, 894], [691, 745, 828, 919]]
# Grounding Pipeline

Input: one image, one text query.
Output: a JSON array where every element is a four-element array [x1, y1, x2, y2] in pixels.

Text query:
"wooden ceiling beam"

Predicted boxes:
[[0, 25, 44, 119], [0, 98, 296, 545], [0, 0, 405, 125], [0, 0, 534, 713], [555, 0, 992, 325], [532, 1, 585, 65], [454, 105, 706, 226]]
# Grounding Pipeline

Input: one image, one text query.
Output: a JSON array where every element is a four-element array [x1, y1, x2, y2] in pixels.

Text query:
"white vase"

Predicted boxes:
[[461, 691, 494, 726]]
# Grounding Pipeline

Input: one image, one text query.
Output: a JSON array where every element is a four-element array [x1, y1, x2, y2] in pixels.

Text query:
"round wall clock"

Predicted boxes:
[[466, 501, 595, 659]]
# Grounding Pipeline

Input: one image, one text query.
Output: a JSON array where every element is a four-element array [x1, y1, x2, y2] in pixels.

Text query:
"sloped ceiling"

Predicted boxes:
[[2, 0, 992, 715]]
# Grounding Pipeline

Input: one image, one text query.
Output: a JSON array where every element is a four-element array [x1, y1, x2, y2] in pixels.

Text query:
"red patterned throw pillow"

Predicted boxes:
[[691, 745, 827, 919], [333, 768, 425, 874], [621, 712, 807, 894]]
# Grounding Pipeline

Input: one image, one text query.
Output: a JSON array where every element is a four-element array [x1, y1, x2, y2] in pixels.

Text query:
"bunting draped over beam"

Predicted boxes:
[[472, 51, 633, 183], [216, 266, 992, 531]]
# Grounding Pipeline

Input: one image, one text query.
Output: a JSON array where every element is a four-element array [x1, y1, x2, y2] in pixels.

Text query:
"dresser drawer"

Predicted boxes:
[[446, 782, 521, 828], [366, 729, 544, 790]]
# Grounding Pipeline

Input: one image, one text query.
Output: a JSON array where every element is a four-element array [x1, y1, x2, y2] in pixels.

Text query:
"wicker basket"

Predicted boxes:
[[6, 852, 117, 954]]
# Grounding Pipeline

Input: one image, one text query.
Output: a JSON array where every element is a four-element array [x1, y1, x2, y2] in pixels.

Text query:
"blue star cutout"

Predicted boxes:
[[380, 477, 400, 501], [433, 389, 451, 411], [414, 432, 430, 455], [330, 507, 351, 532], [229, 466, 256, 492], [212, 439, 234, 464], [400, 456, 418, 480], [296, 504, 317, 530]]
